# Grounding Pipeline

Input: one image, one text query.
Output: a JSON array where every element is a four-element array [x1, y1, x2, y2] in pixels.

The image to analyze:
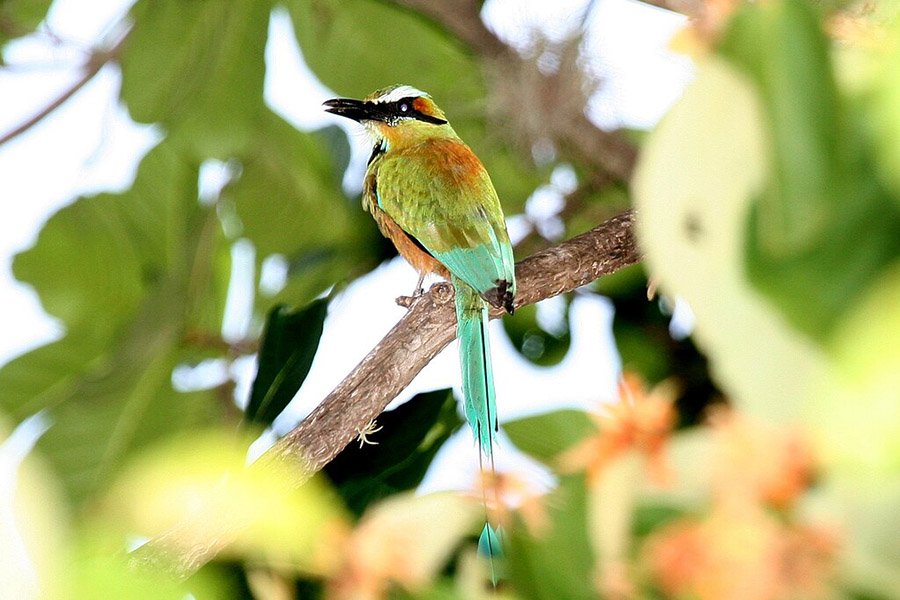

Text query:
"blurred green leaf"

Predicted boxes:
[[1, 143, 231, 505], [613, 322, 669, 383], [505, 410, 594, 465], [0, 0, 52, 48], [631, 503, 687, 539], [592, 263, 647, 298], [245, 299, 329, 427], [120, 0, 270, 158], [287, 0, 543, 210], [862, 16, 900, 202], [12, 193, 145, 339], [721, 0, 841, 254], [324, 389, 462, 516], [225, 110, 363, 259], [313, 124, 353, 187], [287, 0, 481, 111], [721, 0, 900, 341], [502, 300, 571, 366], [107, 428, 347, 574], [507, 475, 595, 600]]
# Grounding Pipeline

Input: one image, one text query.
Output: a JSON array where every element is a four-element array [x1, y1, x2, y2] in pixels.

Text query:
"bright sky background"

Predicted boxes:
[[0, 0, 693, 534]]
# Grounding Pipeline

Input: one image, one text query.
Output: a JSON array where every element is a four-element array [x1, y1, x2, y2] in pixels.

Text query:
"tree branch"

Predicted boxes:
[[264, 209, 639, 474], [0, 33, 127, 148], [132, 210, 639, 577]]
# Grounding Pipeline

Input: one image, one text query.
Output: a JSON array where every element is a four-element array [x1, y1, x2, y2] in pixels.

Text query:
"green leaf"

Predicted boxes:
[[861, 15, 900, 202], [507, 475, 595, 600], [0, 0, 52, 48], [313, 124, 353, 188], [2, 142, 231, 505], [3, 292, 222, 505], [502, 300, 571, 366], [287, 0, 481, 112], [245, 299, 329, 426], [504, 409, 595, 465], [120, 0, 271, 157], [721, 0, 842, 254], [12, 193, 146, 340], [720, 0, 900, 340], [286, 0, 543, 210], [323, 389, 462, 516], [225, 110, 364, 259]]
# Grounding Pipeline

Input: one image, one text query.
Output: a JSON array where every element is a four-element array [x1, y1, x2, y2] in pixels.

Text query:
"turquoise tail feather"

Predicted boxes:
[[452, 275, 497, 461], [453, 275, 504, 582], [478, 523, 503, 585]]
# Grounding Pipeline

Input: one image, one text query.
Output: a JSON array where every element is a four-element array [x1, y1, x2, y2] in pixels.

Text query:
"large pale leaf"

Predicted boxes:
[[635, 54, 900, 594], [633, 56, 828, 424], [721, 0, 900, 340], [120, 0, 271, 157]]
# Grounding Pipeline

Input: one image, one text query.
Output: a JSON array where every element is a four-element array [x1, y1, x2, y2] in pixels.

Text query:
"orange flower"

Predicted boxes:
[[708, 409, 817, 510], [475, 469, 549, 537], [645, 511, 840, 600], [645, 411, 836, 600], [558, 372, 678, 487]]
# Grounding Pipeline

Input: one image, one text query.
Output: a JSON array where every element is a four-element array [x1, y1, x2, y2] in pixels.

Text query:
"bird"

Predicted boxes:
[[324, 84, 515, 572]]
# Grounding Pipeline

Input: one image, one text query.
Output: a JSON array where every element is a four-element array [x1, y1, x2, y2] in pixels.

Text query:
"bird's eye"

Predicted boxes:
[[399, 102, 410, 113]]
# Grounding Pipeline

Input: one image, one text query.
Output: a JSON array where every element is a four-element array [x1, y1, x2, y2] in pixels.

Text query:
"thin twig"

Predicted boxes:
[[0, 34, 128, 148]]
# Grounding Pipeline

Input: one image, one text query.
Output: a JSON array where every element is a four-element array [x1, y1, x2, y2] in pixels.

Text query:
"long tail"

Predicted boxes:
[[452, 275, 502, 582], [452, 275, 497, 462]]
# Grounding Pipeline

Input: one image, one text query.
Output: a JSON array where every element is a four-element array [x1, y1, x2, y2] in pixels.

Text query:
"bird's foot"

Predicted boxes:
[[396, 275, 428, 308]]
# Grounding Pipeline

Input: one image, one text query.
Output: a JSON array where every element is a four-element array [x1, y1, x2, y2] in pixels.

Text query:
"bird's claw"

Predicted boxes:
[[396, 284, 426, 309]]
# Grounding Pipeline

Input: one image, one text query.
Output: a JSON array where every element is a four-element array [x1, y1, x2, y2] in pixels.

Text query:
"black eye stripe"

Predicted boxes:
[[382, 97, 447, 125]]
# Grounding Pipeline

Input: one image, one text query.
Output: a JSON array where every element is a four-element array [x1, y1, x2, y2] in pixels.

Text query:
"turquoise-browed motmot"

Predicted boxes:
[[324, 85, 515, 562]]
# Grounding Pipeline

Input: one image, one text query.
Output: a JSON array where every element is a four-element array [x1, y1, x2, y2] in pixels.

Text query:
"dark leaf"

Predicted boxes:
[[245, 299, 329, 426], [324, 389, 462, 516]]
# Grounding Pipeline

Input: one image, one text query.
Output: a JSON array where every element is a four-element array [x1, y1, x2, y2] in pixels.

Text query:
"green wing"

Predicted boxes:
[[374, 144, 515, 297]]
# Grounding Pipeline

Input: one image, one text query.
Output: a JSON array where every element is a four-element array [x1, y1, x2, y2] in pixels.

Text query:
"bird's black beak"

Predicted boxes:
[[323, 97, 381, 123]]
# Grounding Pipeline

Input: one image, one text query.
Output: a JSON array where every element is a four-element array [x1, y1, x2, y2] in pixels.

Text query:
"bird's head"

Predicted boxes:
[[323, 84, 452, 150]]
